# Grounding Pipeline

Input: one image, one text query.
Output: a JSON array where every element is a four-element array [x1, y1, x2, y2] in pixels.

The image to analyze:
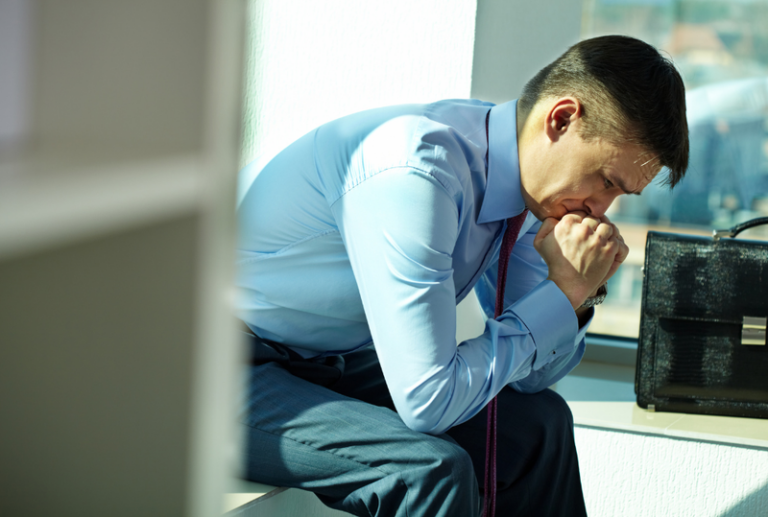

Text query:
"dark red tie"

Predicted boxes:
[[483, 209, 529, 517]]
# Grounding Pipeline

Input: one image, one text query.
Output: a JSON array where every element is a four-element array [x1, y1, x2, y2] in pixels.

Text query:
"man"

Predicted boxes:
[[237, 35, 688, 516]]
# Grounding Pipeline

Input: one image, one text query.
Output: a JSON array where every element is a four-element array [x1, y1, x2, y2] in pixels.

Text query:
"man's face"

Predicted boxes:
[[520, 132, 659, 221]]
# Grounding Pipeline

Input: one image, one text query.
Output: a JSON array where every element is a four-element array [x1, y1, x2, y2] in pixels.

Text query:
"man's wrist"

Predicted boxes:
[[579, 284, 607, 309]]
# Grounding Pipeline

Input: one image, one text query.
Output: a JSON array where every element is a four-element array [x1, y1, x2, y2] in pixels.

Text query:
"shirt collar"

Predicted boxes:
[[477, 99, 527, 224]]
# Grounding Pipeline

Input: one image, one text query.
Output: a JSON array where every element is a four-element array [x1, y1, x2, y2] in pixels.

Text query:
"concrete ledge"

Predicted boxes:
[[224, 479, 352, 516], [568, 401, 768, 450], [223, 480, 284, 514]]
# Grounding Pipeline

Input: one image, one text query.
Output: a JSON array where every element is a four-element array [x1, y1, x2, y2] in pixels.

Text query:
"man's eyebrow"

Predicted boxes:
[[611, 175, 642, 196]]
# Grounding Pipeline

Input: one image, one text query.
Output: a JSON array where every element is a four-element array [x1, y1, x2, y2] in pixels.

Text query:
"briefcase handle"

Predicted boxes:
[[712, 216, 768, 240]]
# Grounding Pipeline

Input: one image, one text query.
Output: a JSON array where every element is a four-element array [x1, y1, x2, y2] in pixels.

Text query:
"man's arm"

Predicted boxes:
[[332, 168, 581, 435], [507, 213, 628, 392], [476, 219, 597, 394]]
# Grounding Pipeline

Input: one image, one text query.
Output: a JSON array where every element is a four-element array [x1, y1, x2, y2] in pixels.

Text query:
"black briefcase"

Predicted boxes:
[[635, 217, 768, 418]]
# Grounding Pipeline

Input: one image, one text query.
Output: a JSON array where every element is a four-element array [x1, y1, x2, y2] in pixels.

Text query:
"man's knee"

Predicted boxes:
[[418, 438, 479, 515], [538, 388, 575, 429], [496, 387, 576, 454], [434, 438, 476, 485]]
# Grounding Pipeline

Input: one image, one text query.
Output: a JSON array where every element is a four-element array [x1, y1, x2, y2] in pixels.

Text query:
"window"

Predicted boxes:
[[582, 0, 768, 338]]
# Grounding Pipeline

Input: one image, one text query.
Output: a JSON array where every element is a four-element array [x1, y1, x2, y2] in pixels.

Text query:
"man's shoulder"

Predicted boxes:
[[310, 99, 494, 204], [425, 98, 495, 113], [320, 98, 493, 136], [317, 99, 490, 164], [421, 98, 495, 131]]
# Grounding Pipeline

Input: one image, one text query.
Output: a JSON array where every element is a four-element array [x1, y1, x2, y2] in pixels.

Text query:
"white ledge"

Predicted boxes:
[[568, 401, 768, 450], [223, 480, 285, 514]]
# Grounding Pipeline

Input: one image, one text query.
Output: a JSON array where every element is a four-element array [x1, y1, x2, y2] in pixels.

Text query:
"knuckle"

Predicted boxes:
[[562, 214, 581, 225], [576, 226, 590, 240]]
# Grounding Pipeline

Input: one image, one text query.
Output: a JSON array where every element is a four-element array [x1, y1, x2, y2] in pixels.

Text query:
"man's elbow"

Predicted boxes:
[[394, 373, 461, 435], [509, 378, 547, 394], [399, 413, 450, 435], [395, 401, 454, 435]]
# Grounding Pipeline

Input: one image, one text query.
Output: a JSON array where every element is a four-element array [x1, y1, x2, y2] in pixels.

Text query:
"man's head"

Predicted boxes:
[[516, 35, 689, 221]]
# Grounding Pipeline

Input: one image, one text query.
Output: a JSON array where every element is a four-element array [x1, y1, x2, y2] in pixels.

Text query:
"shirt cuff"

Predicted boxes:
[[506, 280, 578, 370]]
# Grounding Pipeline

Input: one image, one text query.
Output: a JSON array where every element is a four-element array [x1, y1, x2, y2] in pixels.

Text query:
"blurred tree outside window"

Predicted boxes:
[[582, 0, 768, 337]]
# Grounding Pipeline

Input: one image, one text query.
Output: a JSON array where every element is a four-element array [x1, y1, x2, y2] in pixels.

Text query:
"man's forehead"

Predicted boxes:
[[615, 145, 661, 194], [636, 153, 663, 187], [634, 150, 662, 174]]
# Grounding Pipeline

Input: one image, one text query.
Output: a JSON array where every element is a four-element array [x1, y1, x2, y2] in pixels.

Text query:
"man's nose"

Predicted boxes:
[[584, 194, 617, 218]]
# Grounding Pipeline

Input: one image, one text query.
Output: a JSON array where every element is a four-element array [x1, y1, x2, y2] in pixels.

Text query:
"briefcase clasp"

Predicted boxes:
[[742, 316, 767, 346]]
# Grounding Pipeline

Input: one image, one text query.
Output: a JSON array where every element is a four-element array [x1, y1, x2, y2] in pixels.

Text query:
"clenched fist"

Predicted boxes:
[[533, 212, 629, 309]]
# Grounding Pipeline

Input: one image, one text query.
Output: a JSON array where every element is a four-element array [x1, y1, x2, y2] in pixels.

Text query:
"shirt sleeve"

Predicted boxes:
[[332, 167, 586, 435], [475, 220, 591, 393]]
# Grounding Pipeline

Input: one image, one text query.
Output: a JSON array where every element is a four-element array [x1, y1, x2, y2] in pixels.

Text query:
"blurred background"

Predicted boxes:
[[2, 0, 767, 514], [580, 0, 768, 336]]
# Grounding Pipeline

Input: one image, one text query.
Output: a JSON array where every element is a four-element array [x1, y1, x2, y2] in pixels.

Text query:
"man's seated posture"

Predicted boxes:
[[237, 35, 689, 516]]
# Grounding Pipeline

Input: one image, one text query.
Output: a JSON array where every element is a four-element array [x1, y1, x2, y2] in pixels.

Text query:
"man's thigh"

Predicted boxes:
[[242, 360, 475, 505], [447, 385, 586, 516], [332, 347, 586, 516], [446, 386, 576, 482]]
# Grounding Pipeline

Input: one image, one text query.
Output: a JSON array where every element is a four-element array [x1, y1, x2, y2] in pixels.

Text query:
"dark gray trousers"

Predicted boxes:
[[242, 340, 588, 516]]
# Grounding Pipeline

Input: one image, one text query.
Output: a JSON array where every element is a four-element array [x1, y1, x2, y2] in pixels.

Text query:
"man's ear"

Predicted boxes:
[[545, 97, 582, 142]]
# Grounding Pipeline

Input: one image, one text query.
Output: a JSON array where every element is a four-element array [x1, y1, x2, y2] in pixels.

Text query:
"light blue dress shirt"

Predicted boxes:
[[237, 99, 589, 435]]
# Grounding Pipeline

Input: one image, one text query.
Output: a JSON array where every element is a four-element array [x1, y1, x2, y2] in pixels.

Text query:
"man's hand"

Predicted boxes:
[[533, 212, 628, 309], [595, 214, 628, 288]]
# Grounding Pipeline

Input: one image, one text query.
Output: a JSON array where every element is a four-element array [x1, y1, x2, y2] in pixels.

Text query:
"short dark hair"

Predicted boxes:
[[519, 35, 689, 187]]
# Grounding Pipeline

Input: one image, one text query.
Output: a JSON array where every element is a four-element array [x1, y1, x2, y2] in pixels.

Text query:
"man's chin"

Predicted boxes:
[[529, 205, 562, 221]]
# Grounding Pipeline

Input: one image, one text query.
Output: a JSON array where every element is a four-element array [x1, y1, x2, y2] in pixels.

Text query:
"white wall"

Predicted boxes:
[[576, 427, 768, 517], [470, 0, 583, 103], [240, 0, 478, 167], [240, 0, 586, 166]]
